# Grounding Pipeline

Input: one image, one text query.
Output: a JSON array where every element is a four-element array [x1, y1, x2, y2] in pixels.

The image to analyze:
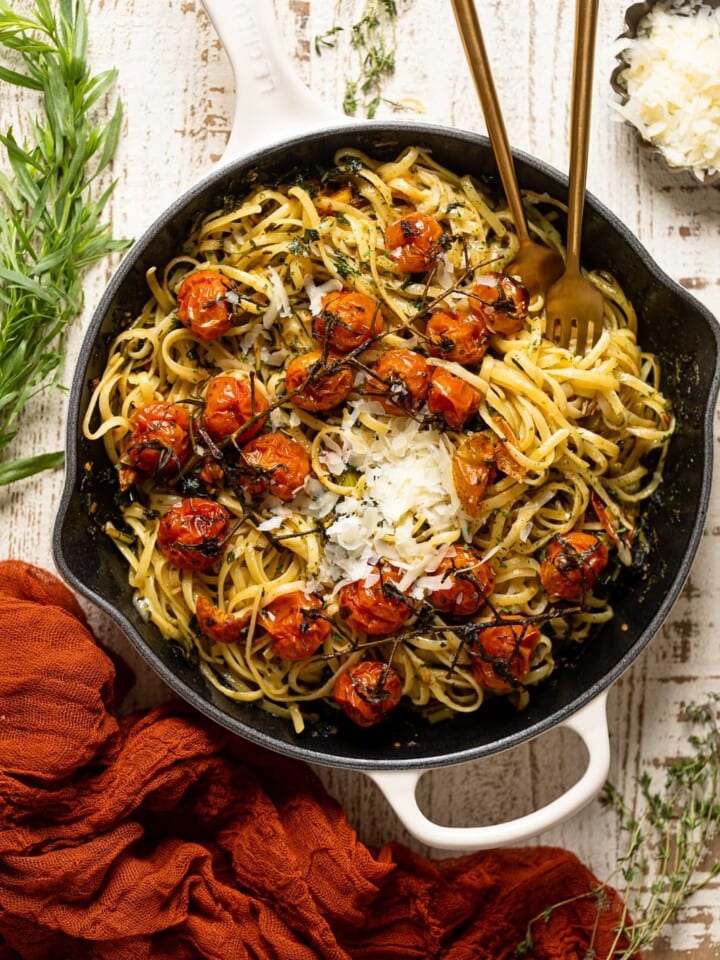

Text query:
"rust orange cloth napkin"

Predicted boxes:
[[0, 560, 634, 959]]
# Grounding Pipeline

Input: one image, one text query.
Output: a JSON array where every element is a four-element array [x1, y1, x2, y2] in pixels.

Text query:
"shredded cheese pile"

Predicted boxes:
[[259, 403, 475, 596], [615, 0, 720, 178], [318, 405, 471, 594]]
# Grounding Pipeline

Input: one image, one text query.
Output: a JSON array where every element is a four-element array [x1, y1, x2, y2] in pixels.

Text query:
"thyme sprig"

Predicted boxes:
[[0, 0, 128, 486], [516, 695, 720, 958], [314, 0, 408, 119]]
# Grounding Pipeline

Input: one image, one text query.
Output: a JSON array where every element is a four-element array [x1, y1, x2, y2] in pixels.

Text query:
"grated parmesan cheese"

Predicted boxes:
[[303, 274, 343, 315], [133, 592, 152, 622], [315, 403, 477, 593], [615, 0, 720, 178], [256, 403, 480, 596], [262, 266, 292, 328]]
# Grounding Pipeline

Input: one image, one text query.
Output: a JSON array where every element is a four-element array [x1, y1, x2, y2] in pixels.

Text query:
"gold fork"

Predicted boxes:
[[545, 0, 604, 355], [450, 0, 564, 299]]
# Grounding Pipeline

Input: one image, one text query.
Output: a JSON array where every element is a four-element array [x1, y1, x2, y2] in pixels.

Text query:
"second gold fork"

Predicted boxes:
[[545, 0, 604, 355]]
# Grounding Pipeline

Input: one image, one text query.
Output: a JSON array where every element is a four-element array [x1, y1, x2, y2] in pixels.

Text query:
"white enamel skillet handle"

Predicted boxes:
[[201, 0, 611, 852], [368, 693, 610, 851], [201, 0, 343, 164]]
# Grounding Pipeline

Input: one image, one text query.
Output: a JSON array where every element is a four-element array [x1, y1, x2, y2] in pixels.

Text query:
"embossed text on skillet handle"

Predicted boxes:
[[201, 0, 343, 164]]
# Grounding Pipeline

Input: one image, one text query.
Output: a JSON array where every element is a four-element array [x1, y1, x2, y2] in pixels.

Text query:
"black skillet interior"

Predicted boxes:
[[53, 123, 720, 771]]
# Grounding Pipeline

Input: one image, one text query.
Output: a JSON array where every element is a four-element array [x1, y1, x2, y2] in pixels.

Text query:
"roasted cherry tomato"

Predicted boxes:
[[315, 184, 353, 214], [494, 432, 526, 482], [590, 491, 633, 551], [384, 212, 444, 273], [176, 269, 235, 340], [427, 545, 496, 617], [118, 401, 191, 490], [312, 290, 383, 354], [539, 532, 609, 602], [332, 660, 403, 726], [240, 433, 311, 502], [470, 622, 541, 694], [425, 308, 490, 366], [367, 348, 430, 414], [427, 366, 482, 431], [471, 272, 530, 336], [195, 594, 249, 644], [258, 592, 331, 661], [202, 374, 268, 444], [157, 497, 231, 571], [452, 432, 498, 518], [285, 350, 354, 412], [340, 564, 413, 636]]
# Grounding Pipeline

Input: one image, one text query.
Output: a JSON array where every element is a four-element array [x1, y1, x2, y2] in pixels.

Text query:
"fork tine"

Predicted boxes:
[[544, 313, 555, 343], [575, 319, 588, 355], [558, 313, 575, 349]]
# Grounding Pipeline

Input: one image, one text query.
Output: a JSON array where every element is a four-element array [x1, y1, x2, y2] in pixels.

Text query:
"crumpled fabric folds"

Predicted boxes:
[[0, 560, 633, 959]]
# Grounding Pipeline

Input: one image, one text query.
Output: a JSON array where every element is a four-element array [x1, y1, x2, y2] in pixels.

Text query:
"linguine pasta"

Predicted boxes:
[[84, 146, 674, 733]]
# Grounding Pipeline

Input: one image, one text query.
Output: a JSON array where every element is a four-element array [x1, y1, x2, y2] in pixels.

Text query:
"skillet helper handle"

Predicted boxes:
[[367, 692, 610, 851], [201, 0, 342, 164]]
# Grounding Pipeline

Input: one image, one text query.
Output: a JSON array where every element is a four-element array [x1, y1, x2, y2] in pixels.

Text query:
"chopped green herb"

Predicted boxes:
[[342, 79, 358, 116], [314, 0, 411, 119], [289, 238, 309, 257], [314, 24, 343, 56], [332, 253, 359, 279]]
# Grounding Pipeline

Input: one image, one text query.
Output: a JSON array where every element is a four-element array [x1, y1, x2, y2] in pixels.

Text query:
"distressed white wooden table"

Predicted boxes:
[[2, 1, 720, 955]]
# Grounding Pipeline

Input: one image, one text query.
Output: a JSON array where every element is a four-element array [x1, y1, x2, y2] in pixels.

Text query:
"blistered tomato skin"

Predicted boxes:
[[427, 546, 496, 617], [426, 309, 490, 366], [195, 595, 250, 644], [340, 565, 413, 636], [118, 401, 191, 490], [258, 592, 331, 661], [332, 660, 403, 726], [312, 290, 383, 354], [470, 623, 541, 694], [590, 491, 630, 549], [239, 433, 311, 502], [157, 497, 231, 571], [471, 272, 530, 336], [176, 269, 235, 340], [202, 374, 269, 444], [452, 432, 498, 518], [367, 348, 430, 414], [384, 213, 444, 274], [426, 367, 482, 431], [285, 350, 354, 412], [540, 532, 609, 601]]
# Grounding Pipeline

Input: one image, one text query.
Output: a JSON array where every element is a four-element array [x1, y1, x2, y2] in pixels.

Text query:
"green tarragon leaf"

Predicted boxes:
[[0, 0, 130, 485]]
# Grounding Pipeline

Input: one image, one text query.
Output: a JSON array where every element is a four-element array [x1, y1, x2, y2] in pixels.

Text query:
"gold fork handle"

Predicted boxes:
[[566, 0, 600, 274], [450, 0, 531, 246]]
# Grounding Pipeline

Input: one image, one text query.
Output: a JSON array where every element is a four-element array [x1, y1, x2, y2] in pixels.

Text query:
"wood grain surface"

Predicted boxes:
[[1, 1, 719, 955]]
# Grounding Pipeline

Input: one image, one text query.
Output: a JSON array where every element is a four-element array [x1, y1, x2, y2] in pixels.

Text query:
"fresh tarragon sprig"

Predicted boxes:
[[0, 0, 129, 485], [516, 695, 720, 958]]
